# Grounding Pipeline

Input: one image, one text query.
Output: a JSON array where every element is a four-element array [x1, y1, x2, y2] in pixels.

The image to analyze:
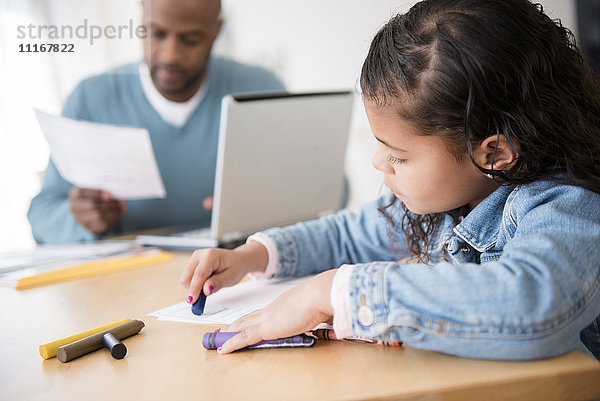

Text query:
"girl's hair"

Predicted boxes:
[[360, 0, 600, 262]]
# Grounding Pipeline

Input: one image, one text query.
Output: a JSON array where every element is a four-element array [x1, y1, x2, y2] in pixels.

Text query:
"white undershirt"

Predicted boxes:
[[138, 62, 207, 128]]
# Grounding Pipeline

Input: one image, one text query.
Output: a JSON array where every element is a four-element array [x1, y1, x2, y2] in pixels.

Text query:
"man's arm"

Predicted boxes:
[[27, 80, 125, 243], [28, 160, 99, 243]]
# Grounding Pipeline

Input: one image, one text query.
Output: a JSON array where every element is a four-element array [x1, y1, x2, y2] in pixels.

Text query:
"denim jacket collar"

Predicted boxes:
[[453, 184, 515, 252]]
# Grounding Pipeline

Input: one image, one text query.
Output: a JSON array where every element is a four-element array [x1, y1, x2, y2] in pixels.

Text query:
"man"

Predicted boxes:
[[28, 0, 284, 243]]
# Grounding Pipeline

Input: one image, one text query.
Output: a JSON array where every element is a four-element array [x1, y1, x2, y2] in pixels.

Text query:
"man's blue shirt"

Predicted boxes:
[[28, 57, 285, 243]]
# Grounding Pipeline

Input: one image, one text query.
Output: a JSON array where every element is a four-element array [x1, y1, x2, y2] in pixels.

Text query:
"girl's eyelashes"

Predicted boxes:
[[387, 153, 407, 165]]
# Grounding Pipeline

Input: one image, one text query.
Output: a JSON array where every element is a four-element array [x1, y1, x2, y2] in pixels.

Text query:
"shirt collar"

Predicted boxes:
[[452, 184, 515, 252], [138, 62, 208, 128]]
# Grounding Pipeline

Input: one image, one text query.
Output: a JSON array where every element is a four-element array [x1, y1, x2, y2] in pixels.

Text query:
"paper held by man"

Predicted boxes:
[[34, 109, 166, 200]]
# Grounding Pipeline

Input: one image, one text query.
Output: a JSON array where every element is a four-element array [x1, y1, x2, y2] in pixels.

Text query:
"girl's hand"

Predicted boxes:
[[180, 242, 268, 303], [217, 269, 338, 354]]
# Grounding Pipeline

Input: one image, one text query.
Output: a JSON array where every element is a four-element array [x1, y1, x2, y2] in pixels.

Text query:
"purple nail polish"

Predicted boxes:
[[187, 295, 193, 303], [209, 285, 215, 295], [215, 328, 221, 333]]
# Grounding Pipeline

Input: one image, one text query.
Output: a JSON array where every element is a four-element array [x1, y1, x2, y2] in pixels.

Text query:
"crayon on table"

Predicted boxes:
[[202, 331, 316, 350], [56, 319, 145, 362], [102, 333, 127, 360], [39, 318, 131, 359], [312, 328, 403, 347]]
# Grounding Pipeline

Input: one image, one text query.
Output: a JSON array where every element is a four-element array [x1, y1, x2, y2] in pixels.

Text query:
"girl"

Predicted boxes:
[[180, 0, 600, 359]]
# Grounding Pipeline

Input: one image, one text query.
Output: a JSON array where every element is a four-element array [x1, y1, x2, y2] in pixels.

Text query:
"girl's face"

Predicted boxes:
[[365, 100, 498, 214]]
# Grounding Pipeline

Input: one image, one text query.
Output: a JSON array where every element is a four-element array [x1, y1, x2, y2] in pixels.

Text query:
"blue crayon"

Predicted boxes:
[[191, 292, 207, 315]]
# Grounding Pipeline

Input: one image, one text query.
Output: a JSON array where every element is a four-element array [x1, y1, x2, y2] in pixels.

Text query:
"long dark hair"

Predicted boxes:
[[360, 0, 600, 261]]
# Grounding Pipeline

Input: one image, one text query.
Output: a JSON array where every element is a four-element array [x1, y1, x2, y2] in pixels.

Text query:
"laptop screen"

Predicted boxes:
[[211, 91, 354, 242]]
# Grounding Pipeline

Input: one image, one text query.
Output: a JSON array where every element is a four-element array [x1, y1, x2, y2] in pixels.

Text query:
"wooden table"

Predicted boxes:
[[2, 252, 600, 401]]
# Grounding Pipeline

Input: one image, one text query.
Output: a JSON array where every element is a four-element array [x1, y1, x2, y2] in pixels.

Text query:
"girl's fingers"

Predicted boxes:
[[182, 250, 221, 302], [202, 270, 234, 297], [226, 310, 259, 331], [188, 261, 215, 303], [180, 248, 249, 303], [218, 329, 262, 354], [179, 251, 203, 290], [217, 312, 262, 353]]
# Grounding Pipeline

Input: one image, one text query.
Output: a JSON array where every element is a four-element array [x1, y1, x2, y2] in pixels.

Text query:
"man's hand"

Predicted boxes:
[[68, 188, 128, 235], [202, 196, 213, 211]]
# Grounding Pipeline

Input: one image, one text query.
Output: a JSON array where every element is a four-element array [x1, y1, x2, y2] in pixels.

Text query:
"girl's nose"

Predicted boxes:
[[372, 145, 394, 173]]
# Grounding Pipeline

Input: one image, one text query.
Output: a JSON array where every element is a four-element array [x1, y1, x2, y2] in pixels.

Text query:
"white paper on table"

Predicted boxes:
[[149, 276, 314, 325], [0, 241, 155, 287], [34, 109, 166, 200], [0, 241, 136, 274]]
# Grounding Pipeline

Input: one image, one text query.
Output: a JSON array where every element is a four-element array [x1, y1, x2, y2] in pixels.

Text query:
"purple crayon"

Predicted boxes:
[[202, 331, 316, 350]]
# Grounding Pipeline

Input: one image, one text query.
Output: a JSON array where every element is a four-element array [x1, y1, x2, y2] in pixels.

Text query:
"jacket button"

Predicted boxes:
[[357, 305, 375, 327]]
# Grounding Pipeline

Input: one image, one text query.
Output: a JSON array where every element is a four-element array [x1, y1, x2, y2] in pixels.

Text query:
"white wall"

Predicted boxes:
[[216, 0, 416, 214], [0, 0, 578, 252], [0, 0, 145, 252], [217, 0, 576, 213]]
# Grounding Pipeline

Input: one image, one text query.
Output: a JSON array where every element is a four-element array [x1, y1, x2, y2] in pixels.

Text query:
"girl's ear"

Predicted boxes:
[[473, 134, 520, 172]]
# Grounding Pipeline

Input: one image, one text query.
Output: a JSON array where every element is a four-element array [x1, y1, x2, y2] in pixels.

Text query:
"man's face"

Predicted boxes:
[[142, 0, 222, 102]]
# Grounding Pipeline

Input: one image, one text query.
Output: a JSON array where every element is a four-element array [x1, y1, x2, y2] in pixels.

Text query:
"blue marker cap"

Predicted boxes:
[[191, 292, 207, 315]]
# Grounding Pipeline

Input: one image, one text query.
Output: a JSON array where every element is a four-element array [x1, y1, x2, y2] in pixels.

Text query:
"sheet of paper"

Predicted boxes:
[[0, 241, 150, 287], [150, 276, 314, 325], [35, 109, 166, 200], [0, 241, 136, 273]]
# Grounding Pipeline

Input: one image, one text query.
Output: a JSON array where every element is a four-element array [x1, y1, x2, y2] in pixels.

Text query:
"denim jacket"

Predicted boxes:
[[261, 180, 600, 360]]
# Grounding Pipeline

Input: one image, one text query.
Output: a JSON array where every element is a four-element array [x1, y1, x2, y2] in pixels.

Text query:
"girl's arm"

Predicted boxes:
[[260, 194, 406, 278], [221, 184, 600, 360], [181, 195, 402, 306], [327, 187, 600, 360]]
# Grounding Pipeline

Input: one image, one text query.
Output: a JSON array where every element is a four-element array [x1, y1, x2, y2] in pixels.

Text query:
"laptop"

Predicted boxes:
[[136, 90, 354, 250]]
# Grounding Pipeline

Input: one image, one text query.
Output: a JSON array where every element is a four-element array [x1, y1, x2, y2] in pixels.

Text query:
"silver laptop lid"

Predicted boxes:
[[211, 91, 354, 242]]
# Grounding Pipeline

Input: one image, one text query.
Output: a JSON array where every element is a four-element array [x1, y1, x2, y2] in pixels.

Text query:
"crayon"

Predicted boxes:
[[55, 319, 145, 362], [102, 333, 127, 360], [39, 318, 131, 359], [312, 328, 402, 347], [191, 291, 207, 315], [202, 331, 316, 350]]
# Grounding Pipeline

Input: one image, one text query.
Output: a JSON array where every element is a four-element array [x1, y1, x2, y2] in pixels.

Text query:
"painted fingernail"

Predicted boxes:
[[187, 295, 193, 303], [209, 285, 215, 295], [215, 328, 221, 333], [217, 346, 223, 352]]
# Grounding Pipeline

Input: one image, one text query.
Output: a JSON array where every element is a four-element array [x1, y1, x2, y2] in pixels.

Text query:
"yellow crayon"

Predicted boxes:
[[39, 318, 131, 359]]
